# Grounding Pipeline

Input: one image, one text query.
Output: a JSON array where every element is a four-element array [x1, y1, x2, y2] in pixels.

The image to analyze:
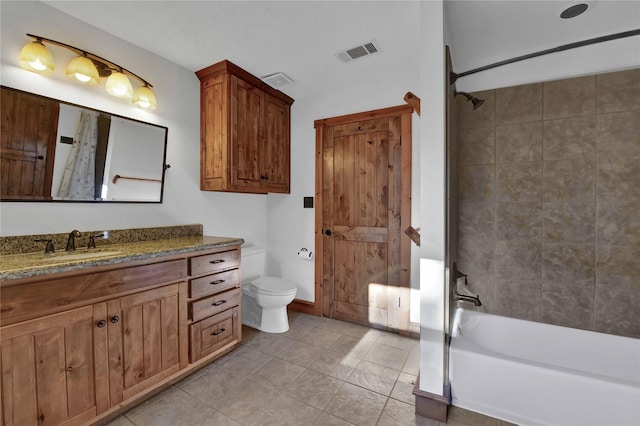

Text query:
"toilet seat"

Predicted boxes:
[[249, 276, 297, 296]]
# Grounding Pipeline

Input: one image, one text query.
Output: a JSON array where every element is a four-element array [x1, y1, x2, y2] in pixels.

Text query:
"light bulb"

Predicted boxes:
[[66, 55, 99, 85], [19, 40, 54, 75], [132, 86, 157, 110], [106, 71, 133, 99]]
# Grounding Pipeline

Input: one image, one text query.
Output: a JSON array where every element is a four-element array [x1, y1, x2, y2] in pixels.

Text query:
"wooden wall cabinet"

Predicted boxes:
[[196, 60, 294, 194]]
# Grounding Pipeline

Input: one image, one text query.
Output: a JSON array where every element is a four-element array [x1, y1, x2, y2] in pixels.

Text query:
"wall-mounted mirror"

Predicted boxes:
[[0, 86, 168, 203]]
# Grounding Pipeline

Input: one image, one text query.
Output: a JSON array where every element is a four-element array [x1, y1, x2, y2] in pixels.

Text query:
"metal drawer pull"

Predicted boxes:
[[97, 320, 107, 328], [209, 259, 225, 264], [212, 300, 227, 306], [211, 328, 226, 336], [210, 279, 225, 285], [111, 315, 120, 323]]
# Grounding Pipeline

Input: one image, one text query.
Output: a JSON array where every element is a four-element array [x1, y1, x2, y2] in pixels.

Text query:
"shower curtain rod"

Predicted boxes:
[[450, 28, 640, 83]]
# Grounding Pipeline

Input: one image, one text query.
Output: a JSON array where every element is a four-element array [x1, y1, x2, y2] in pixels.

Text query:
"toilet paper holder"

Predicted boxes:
[[297, 248, 313, 260]]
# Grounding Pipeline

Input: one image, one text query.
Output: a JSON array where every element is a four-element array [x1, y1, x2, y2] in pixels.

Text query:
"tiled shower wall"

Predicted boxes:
[[456, 68, 640, 339]]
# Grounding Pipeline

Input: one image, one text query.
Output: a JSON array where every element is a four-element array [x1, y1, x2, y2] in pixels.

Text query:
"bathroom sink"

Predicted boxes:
[[41, 250, 122, 263]]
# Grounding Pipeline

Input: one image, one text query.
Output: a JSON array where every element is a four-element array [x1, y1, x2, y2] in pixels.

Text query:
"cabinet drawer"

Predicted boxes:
[[190, 307, 239, 362], [189, 268, 240, 299], [190, 288, 241, 322], [189, 249, 240, 276]]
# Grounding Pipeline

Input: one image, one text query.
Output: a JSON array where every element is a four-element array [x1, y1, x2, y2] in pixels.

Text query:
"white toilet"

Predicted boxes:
[[241, 246, 297, 333]]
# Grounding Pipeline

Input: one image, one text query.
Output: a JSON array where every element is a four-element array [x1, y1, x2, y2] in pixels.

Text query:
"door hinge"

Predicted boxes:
[[398, 297, 401, 308]]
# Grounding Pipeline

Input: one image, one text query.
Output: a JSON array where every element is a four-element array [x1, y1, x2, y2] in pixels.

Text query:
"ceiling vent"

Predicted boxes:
[[336, 40, 380, 63], [261, 72, 294, 87]]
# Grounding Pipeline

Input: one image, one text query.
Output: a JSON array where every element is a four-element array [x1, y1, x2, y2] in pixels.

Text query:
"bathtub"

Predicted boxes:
[[449, 308, 640, 426]]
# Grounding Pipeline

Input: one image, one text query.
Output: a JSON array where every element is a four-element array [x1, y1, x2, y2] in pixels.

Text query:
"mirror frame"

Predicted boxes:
[[1, 86, 169, 204]]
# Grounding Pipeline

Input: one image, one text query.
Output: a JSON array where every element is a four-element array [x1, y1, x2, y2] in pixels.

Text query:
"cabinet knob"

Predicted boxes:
[[212, 300, 227, 307], [97, 320, 107, 328], [324, 229, 332, 236], [111, 315, 120, 323]]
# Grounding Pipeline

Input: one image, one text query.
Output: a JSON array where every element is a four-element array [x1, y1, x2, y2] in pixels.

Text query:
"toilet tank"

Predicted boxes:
[[241, 246, 266, 284]]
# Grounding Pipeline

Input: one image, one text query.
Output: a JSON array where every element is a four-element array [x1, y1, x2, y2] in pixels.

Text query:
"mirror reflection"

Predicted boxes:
[[1, 86, 168, 203]]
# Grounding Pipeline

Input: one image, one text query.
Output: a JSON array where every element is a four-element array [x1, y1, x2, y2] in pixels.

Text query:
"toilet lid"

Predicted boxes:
[[250, 277, 297, 295]]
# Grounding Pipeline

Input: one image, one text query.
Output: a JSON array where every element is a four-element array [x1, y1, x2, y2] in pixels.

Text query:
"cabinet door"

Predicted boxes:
[[230, 75, 264, 192], [1, 306, 99, 426], [262, 95, 291, 193], [200, 75, 227, 191], [107, 284, 182, 403]]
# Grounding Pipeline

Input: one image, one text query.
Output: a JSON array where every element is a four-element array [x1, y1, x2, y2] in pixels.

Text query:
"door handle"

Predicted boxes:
[[324, 229, 332, 236]]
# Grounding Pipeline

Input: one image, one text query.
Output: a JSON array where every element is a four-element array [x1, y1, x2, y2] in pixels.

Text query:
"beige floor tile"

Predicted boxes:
[[282, 369, 344, 410], [313, 412, 356, 425], [250, 358, 306, 390], [247, 394, 321, 426], [213, 345, 274, 375], [342, 323, 386, 340], [127, 387, 212, 426], [279, 340, 327, 367], [186, 408, 241, 426], [402, 344, 421, 375], [177, 364, 249, 405], [281, 320, 314, 340], [243, 331, 296, 356], [315, 317, 353, 334], [104, 415, 134, 426], [325, 382, 388, 425], [300, 328, 343, 348], [241, 325, 260, 343], [377, 398, 442, 426], [309, 349, 360, 380], [212, 382, 284, 425], [364, 342, 409, 370], [346, 360, 400, 396], [329, 334, 377, 358], [293, 312, 325, 327], [390, 371, 417, 405], [122, 385, 181, 419], [376, 332, 419, 351]]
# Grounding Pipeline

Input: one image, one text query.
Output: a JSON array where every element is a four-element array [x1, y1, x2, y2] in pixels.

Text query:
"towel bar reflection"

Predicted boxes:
[[112, 174, 162, 184]]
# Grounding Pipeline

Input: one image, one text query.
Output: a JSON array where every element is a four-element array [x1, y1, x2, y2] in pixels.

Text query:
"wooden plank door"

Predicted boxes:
[[315, 105, 412, 331], [0, 87, 59, 200]]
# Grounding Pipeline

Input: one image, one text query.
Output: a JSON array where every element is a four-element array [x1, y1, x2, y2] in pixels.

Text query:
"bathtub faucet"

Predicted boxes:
[[452, 262, 468, 286], [455, 292, 482, 307]]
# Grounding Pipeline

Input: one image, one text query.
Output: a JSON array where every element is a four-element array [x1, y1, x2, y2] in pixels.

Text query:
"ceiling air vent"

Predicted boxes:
[[261, 72, 294, 87], [336, 40, 380, 63]]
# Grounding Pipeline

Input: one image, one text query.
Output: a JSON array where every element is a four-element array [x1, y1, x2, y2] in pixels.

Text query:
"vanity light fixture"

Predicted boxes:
[[18, 33, 157, 110]]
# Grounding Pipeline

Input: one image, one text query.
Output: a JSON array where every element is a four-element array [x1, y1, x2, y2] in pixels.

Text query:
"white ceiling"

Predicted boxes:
[[42, 0, 639, 100]]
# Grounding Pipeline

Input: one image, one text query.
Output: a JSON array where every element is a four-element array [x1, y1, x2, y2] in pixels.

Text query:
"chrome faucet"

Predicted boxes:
[[65, 230, 82, 251], [455, 293, 482, 307]]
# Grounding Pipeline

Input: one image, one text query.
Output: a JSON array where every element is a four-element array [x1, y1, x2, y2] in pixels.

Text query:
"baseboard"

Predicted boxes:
[[413, 374, 450, 422], [288, 298, 319, 316]]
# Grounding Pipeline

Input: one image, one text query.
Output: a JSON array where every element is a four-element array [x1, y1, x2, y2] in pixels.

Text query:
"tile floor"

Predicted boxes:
[[107, 312, 513, 426]]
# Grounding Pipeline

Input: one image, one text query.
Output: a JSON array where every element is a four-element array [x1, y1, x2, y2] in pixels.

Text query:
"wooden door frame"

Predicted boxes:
[[312, 104, 413, 327]]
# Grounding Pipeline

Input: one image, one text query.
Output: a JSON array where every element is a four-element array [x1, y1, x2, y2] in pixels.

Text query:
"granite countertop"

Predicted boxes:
[[1, 235, 244, 282]]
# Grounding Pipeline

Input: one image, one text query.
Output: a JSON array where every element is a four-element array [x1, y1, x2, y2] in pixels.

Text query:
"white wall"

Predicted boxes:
[[0, 1, 266, 246], [418, 1, 447, 395]]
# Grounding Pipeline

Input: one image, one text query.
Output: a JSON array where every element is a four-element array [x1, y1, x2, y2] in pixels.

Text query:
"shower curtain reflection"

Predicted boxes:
[[58, 110, 98, 200]]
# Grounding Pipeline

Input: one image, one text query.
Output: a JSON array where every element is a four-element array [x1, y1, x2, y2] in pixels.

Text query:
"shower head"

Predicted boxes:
[[455, 91, 485, 110]]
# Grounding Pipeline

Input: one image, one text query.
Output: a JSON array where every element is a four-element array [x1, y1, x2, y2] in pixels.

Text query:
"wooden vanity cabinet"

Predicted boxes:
[[187, 247, 242, 362], [0, 244, 242, 426], [196, 60, 293, 194], [1, 306, 101, 426]]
